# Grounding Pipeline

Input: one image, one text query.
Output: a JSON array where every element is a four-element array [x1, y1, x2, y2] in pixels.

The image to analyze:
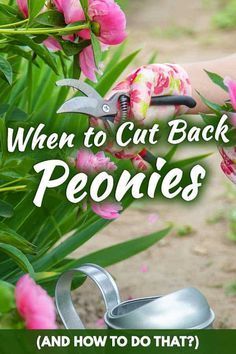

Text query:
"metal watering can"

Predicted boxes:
[[55, 264, 215, 329]]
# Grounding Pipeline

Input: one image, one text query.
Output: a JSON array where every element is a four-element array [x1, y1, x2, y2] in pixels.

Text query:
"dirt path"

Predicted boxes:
[[72, 0, 236, 329]]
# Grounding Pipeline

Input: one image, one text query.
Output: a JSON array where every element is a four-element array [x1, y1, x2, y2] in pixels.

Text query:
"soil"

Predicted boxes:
[[71, 0, 236, 329]]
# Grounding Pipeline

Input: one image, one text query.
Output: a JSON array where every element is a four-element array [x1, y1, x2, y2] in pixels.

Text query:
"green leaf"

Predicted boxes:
[[0, 200, 14, 218], [32, 35, 48, 44], [2, 46, 39, 67], [0, 224, 37, 255], [0, 243, 34, 275], [73, 55, 81, 79], [28, 0, 46, 20], [0, 56, 13, 85], [90, 32, 102, 69], [204, 70, 228, 92], [0, 4, 18, 17], [197, 91, 223, 112], [95, 50, 140, 96], [35, 10, 65, 27], [164, 145, 178, 162], [58, 227, 171, 271], [33, 218, 110, 271], [15, 35, 59, 74], [201, 113, 218, 126], [104, 42, 126, 73], [61, 39, 90, 56], [148, 51, 158, 64], [0, 104, 27, 121], [171, 153, 212, 169], [0, 280, 15, 313], [36, 271, 85, 296]]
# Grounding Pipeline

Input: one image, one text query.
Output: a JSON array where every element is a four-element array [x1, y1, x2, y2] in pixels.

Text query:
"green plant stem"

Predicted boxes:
[[0, 186, 27, 193], [0, 178, 27, 189], [0, 19, 29, 29], [28, 60, 33, 115], [0, 23, 90, 35]]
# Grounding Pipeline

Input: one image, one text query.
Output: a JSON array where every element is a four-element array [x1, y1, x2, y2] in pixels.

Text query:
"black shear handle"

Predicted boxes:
[[151, 95, 196, 109]]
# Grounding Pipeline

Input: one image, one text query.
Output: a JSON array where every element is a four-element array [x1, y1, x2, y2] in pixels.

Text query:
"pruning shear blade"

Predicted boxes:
[[56, 79, 102, 101], [57, 97, 104, 116]]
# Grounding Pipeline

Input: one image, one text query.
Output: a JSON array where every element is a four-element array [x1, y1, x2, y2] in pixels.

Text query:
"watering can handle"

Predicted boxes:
[[55, 263, 121, 329]]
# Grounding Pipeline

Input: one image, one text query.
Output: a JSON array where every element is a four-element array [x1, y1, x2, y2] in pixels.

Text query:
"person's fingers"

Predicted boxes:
[[129, 67, 156, 121], [106, 79, 130, 99], [142, 63, 193, 123]]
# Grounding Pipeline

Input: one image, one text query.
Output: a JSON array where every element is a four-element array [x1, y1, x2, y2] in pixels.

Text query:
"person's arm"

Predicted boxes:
[[110, 55, 236, 121], [183, 54, 236, 113]]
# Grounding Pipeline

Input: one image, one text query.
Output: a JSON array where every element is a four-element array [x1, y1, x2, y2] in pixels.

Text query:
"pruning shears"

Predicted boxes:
[[56, 79, 196, 123], [56, 79, 197, 165]]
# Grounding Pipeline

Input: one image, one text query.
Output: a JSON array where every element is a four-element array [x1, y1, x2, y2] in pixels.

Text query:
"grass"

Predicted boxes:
[[213, 0, 236, 29], [212, 0, 236, 29]]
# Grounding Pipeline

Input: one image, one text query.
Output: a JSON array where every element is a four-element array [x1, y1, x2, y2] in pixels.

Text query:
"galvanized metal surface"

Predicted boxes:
[[55, 264, 215, 330]]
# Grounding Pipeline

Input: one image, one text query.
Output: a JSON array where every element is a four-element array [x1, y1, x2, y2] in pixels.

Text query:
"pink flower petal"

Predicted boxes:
[[76, 149, 117, 174], [221, 161, 236, 184], [79, 46, 98, 82], [91, 201, 122, 220], [88, 0, 127, 45], [15, 275, 57, 330], [17, 0, 28, 18], [43, 37, 62, 52], [224, 77, 236, 110], [54, 0, 85, 24]]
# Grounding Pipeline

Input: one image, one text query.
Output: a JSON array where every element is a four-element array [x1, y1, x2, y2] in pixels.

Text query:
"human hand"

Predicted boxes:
[[109, 63, 192, 125], [91, 63, 192, 169]]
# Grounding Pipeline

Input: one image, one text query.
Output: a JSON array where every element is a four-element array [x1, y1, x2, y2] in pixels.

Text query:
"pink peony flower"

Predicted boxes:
[[53, 0, 126, 80], [54, 0, 126, 45], [17, 0, 126, 81], [17, 1, 61, 53], [219, 147, 236, 184], [219, 146, 236, 164], [76, 149, 117, 174], [221, 161, 236, 184], [17, 0, 28, 18], [88, 0, 127, 45], [15, 275, 57, 330], [224, 77, 236, 110], [91, 201, 122, 219]]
